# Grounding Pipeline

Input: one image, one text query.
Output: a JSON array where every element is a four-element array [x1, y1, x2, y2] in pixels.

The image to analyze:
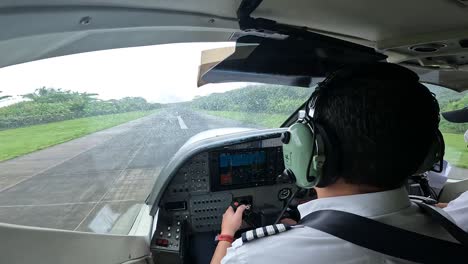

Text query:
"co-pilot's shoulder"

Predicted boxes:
[[232, 224, 306, 249]]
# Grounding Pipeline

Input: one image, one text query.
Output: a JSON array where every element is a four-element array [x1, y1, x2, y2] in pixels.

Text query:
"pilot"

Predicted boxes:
[[210, 63, 463, 264]]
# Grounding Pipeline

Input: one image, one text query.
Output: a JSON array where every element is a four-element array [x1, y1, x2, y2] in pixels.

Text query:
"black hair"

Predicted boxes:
[[315, 63, 440, 190]]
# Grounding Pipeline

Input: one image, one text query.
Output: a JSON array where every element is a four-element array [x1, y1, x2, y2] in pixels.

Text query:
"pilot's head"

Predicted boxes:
[[313, 63, 440, 190]]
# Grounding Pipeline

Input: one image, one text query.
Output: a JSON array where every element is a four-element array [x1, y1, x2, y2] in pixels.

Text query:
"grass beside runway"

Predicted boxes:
[[201, 110, 289, 128], [0, 110, 157, 162], [443, 133, 468, 168]]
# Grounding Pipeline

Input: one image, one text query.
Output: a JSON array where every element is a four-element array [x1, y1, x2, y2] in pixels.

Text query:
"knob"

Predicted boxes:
[[277, 169, 296, 184], [177, 221, 181, 226], [167, 227, 171, 231], [168, 233, 172, 238], [281, 131, 291, 144], [176, 228, 180, 233]]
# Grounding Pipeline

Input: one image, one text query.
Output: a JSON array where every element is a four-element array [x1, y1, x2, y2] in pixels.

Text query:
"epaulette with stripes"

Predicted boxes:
[[241, 224, 292, 243]]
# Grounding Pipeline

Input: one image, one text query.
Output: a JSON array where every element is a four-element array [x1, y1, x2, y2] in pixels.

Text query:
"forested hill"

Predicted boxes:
[[191, 85, 312, 114]]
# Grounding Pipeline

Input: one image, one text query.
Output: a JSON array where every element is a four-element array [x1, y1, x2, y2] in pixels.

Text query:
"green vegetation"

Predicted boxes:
[[438, 94, 468, 134], [192, 85, 311, 115], [430, 84, 467, 134], [0, 111, 155, 161], [192, 85, 311, 127], [0, 87, 162, 130], [443, 133, 468, 168], [203, 110, 289, 128]]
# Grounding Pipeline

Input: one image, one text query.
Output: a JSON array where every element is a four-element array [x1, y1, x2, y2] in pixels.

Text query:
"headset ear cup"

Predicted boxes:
[[314, 123, 340, 187], [282, 123, 320, 188]]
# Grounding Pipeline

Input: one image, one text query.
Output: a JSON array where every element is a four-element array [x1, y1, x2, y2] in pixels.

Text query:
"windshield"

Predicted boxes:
[[425, 84, 467, 181], [0, 43, 312, 234]]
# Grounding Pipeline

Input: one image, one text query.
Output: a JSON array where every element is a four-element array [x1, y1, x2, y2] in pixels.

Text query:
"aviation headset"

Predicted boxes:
[[281, 64, 445, 189]]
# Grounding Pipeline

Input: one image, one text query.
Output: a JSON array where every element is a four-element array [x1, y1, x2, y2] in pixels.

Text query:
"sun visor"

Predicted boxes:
[[198, 35, 387, 88]]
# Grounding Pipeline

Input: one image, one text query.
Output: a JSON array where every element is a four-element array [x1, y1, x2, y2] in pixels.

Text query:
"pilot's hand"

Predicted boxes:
[[435, 202, 448, 209], [280, 218, 298, 225], [221, 204, 246, 236]]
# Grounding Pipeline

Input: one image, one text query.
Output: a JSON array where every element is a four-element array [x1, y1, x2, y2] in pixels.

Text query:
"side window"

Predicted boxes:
[[426, 84, 467, 180]]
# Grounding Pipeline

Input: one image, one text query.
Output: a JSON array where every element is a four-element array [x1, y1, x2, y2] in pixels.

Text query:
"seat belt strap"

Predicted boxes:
[[299, 210, 467, 264], [415, 201, 468, 245]]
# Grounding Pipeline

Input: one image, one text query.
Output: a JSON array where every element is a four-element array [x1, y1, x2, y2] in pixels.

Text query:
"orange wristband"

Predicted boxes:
[[216, 234, 234, 243]]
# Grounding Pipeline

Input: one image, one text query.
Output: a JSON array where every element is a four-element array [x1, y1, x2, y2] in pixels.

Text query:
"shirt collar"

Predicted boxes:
[[298, 186, 411, 219]]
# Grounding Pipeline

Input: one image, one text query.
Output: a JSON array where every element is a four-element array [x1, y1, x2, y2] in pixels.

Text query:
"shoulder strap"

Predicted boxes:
[[241, 224, 292, 243], [299, 210, 468, 264], [415, 201, 468, 245]]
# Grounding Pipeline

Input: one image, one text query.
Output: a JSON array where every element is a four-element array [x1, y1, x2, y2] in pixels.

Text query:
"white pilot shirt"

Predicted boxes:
[[444, 190, 468, 232], [221, 187, 457, 264]]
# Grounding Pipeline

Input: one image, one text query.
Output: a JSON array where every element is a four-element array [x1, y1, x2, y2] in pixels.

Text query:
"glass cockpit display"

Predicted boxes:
[[219, 151, 267, 186], [210, 147, 284, 191]]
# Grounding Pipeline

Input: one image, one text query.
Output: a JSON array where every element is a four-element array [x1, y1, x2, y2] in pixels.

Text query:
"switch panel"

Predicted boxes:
[[152, 217, 185, 252], [190, 193, 232, 232], [168, 153, 210, 195]]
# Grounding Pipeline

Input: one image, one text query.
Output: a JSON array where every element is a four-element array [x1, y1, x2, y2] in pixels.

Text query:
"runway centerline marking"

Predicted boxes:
[[177, 116, 188, 129]]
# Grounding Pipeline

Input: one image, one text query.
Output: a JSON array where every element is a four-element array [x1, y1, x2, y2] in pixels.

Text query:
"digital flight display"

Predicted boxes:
[[218, 151, 267, 186], [210, 147, 283, 191]]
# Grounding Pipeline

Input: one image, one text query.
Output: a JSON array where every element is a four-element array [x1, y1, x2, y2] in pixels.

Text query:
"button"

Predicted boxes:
[[159, 231, 163, 236], [156, 239, 169, 247], [176, 228, 180, 233], [177, 221, 181, 226], [167, 227, 171, 231], [176, 235, 179, 239], [168, 233, 172, 238]]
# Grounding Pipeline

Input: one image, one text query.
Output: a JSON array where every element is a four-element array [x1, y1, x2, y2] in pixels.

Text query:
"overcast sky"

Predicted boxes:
[[0, 42, 248, 106]]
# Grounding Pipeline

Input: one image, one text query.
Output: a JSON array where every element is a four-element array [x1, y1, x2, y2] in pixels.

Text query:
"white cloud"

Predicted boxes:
[[0, 42, 248, 104]]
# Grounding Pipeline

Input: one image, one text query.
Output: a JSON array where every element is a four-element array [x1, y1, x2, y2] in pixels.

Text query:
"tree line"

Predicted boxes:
[[191, 85, 311, 114], [0, 87, 161, 129]]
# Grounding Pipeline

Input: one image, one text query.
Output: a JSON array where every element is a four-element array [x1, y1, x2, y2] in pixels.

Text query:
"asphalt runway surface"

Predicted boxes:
[[0, 108, 255, 233]]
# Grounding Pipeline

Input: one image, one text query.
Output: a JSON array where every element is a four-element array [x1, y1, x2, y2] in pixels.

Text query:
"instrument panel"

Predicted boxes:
[[152, 136, 294, 261]]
